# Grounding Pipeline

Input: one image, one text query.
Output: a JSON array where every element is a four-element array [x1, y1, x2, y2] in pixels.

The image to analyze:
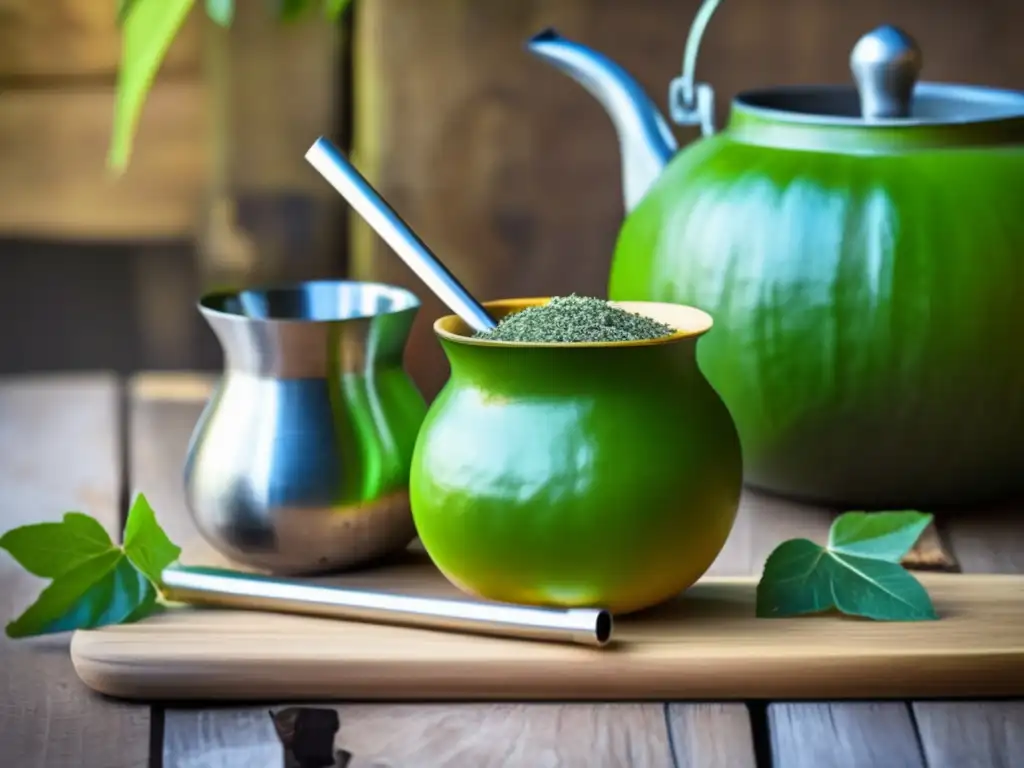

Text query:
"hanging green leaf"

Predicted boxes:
[[1, 494, 182, 638], [268, 0, 318, 23], [756, 511, 938, 622], [108, 0, 196, 173], [117, 0, 141, 25], [324, 0, 352, 20], [206, 0, 235, 27]]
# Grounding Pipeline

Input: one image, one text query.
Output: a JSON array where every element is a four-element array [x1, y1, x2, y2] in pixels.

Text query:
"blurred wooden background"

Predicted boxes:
[[0, 0, 1022, 395]]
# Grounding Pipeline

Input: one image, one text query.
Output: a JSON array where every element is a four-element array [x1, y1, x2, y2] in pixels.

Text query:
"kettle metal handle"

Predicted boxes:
[[669, 0, 722, 136], [669, 0, 925, 132]]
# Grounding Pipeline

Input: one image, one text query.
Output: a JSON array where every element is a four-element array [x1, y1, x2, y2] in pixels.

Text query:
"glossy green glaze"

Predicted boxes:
[[610, 105, 1024, 507], [409, 299, 743, 615]]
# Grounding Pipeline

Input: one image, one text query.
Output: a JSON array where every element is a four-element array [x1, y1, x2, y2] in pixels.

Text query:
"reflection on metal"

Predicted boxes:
[[162, 565, 615, 647], [184, 280, 427, 574]]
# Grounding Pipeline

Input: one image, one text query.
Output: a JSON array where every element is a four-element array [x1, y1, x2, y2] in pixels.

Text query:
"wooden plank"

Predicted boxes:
[[164, 709, 284, 768], [0, 374, 149, 768], [130, 373, 674, 767], [0, 79, 205, 239], [0, 0, 201, 79], [665, 703, 757, 768], [769, 704, 925, 768], [914, 702, 1024, 768], [165, 704, 681, 768], [352, 0, 1024, 402], [912, 510, 1024, 768], [339, 703, 672, 767]]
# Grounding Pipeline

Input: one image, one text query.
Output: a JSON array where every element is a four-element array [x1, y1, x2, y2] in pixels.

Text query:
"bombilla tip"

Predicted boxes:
[[305, 135, 334, 162], [527, 27, 562, 48], [595, 610, 613, 646]]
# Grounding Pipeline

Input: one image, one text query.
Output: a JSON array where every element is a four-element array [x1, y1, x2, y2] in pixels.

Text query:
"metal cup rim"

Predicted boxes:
[[198, 279, 422, 326]]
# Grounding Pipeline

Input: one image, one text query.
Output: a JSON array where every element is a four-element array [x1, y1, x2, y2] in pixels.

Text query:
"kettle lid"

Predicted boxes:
[[733, 25, 1024, 127]]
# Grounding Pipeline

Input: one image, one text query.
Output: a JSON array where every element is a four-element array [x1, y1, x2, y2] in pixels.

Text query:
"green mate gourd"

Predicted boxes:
[[529, 1, 1024, 507]]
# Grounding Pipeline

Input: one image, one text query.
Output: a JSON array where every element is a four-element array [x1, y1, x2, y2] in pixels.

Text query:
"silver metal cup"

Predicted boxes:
[[183, 280, 428, 575]]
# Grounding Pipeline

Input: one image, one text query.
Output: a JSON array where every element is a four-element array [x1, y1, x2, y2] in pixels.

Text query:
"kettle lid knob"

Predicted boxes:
[[850, 25, 923, 120]]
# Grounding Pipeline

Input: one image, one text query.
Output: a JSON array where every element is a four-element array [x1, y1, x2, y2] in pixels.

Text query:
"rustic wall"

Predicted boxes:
[[0, 2, 345, 376], [0, 0, 343, 244], [350, 0, 1024, 400], [0, 0, 205, 239]]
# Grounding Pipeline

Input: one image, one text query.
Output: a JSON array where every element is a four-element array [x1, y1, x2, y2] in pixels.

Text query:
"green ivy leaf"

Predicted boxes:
[[0, 512, 113, 578], [1, 495, 181, 638], [324, 0, 352, 20], [123, 493, 182, 587], [6, 553, 156, 638], [268, 0, 317, 23], [117, 0, 140, 25], [829, 511, 933, 561], [108, 0, 196, 173], [206, 0, 235, 26], [756, 511, 937, 622]]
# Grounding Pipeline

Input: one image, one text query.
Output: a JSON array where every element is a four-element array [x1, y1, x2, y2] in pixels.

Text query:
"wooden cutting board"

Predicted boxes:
[[70, 552, 1024, 702]]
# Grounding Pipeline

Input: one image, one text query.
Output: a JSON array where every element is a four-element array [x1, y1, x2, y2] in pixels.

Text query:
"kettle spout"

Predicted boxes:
[[527, 28, 677, 213]]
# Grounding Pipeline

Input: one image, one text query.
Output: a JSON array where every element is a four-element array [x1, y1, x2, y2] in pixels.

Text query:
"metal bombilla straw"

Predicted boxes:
[[304, 135, 498, 333], [160, 566, 613, 648]]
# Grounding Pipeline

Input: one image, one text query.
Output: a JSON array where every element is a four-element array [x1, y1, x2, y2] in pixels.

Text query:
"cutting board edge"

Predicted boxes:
[[70, 636, 1024, 703], [70, 668, 1024, 704]]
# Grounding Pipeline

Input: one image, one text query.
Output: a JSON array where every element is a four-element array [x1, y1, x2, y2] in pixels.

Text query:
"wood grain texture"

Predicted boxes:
[[0, 0, 201, 79], [912, 511, 1024, 768], [125, 374, 674, 768], [913, 702, 1024, 768], [770, 703, 925, 768], [352, 0, 1024, 400], [665, 703, 757, 768], [339, 703, 672, 767], [164, 709, 285, 768], [0, 375, 149, 768], [0, 80, 205, 239]]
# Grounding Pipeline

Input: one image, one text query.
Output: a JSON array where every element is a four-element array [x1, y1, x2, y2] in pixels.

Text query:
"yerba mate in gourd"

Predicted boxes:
[[474, 295, 673, 344], [410, 297, 742, 615], [529, 1, 1024, 508]]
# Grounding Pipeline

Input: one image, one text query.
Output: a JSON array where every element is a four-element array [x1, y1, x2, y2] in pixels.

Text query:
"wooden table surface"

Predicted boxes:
[[2, 372, 1022, 768]]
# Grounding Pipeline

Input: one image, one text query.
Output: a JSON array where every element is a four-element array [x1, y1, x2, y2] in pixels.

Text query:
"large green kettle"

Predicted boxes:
[[528, 0, 1024, 508]]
